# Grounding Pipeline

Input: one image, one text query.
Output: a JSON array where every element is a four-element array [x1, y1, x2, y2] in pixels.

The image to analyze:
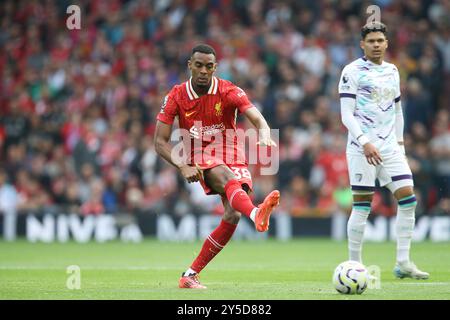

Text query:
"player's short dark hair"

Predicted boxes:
[[191, 44, 216, 57], [361, 22, 387, 39]]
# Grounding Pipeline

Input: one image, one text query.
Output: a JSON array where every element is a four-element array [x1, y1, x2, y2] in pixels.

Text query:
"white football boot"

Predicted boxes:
[[393, 261, 429, 280]]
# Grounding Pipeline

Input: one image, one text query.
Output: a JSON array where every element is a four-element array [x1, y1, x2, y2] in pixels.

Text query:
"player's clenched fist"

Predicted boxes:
[[179, 165, 202, 183]]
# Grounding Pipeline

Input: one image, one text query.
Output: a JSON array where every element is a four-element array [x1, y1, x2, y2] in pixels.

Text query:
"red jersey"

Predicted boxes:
[[156, 76, 254, 169]]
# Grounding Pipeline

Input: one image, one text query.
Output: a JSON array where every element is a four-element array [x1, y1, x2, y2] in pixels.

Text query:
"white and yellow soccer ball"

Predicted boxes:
[[333, 261, 368, 294]]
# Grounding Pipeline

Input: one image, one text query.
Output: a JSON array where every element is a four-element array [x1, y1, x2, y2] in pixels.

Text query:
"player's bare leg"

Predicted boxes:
[[222, 198, 242, 224], [204, 165, 280, 232], [392, 186, 429, 279], [203, 165, 238, 194]]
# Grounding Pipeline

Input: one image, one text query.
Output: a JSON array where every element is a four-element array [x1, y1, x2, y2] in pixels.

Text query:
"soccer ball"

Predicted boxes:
[[333, 260, 368, 294]]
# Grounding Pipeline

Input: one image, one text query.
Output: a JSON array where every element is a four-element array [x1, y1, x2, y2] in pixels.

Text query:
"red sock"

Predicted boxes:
[[224, 179, 256, 217], [191, 219, 237, 273]]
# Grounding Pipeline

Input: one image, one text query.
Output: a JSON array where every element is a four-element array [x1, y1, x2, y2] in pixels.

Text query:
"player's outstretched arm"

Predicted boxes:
[[154, 120, 202, 183], [243, 107, 277, 147]]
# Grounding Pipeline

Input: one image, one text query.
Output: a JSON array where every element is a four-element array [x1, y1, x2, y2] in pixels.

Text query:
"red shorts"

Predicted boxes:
[[196, 160, 253, 196]]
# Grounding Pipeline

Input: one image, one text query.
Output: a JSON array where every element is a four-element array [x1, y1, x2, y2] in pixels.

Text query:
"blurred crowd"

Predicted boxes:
[[0, 0, 449, 218]]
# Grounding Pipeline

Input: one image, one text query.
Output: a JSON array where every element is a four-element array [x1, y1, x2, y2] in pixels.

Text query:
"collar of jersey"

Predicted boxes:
[[186, 77, 218, 100], [361, 56, 385, 67]]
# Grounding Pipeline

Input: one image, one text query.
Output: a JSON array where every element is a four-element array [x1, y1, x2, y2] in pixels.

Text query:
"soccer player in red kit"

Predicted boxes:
[[155, 44, 280, 289]]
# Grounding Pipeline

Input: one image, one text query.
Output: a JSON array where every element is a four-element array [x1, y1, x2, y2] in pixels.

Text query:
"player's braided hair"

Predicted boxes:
[[361, 22, 387, 39]]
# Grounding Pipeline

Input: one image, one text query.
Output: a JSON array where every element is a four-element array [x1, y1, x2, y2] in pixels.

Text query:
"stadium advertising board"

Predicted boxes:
[[1, 211, 449, 243]]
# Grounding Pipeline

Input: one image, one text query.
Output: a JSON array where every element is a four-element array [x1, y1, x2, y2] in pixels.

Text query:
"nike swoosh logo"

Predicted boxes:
[[186, 111, 196, 117]]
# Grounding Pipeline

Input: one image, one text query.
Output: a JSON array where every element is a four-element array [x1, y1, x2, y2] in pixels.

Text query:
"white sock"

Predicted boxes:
[[396, 195, 417, 263], [183, 268, 197, 276], [249, 207, 258, 222], [347, 203, 371, 263]]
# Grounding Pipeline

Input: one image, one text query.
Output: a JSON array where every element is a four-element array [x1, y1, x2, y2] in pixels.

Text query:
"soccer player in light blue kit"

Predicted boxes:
[[339, 22, 429, 279]]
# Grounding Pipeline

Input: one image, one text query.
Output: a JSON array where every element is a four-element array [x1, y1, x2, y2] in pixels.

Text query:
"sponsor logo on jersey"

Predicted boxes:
[[189, 123, 225, 139], [370, 87, 396, 104], [189, 126, 200, 139]]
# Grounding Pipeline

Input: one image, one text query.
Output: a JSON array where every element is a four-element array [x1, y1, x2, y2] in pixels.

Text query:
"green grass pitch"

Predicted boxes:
[[0, 239, 449, 300]]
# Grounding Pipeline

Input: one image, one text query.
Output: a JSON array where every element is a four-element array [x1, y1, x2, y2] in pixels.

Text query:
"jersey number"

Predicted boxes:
[[231, 167, 251, 180]]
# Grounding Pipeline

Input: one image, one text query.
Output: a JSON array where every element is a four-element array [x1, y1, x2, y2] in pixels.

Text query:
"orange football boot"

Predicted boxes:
[[255, 190, 280, 232], [178, 273, 207, 289]]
